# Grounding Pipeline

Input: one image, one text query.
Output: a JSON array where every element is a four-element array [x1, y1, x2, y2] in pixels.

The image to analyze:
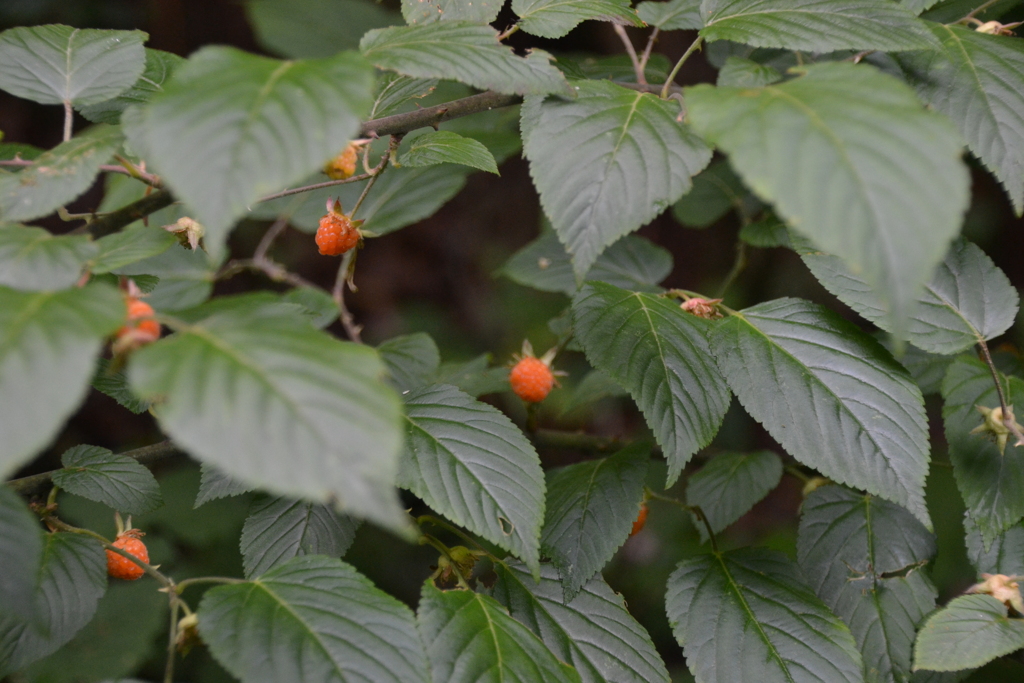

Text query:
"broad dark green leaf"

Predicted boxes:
[[435, 354, 510, 397], [710, 298, 932, 527], [400, 131, 498, 174], [798, 485, 938, 683], [941, 355, 1024, 544], [800, 238, 1018, 355], [685, 62, 969, 336], [369, 73, 438, 118], [541, 444, 649, 602], [199, 556, 428, 683], [79, 49, 184, 124], [738, 214, 790, 248], [886, 342, 955, 396], [0, 487, 43, 621], [492, 561, 670, 683], [0, 125, 123, 222], [699, 0, 938, 52], [247, 0, 399, 58], [281, 287, 338, 329], [128, 47, 375, 254], [0, 224, 97, 291], [0, 283, 124, 479], [378, 333, 440, 392], [0, 534, 107, 677], [716, 55, 783, 87], [239, 495, 359, 578], [127, 297, 409, 532], [666, 548, 863, 683], [896, 24, 1024, 214], [636, 0, 701, 29], [512, 0, 643, 39], [573, 282, 731, 484], [51, 445, 163, 515], [91, 224, 177, 274], [501, 231, 673, 295], [92, 357, 150, 414], [914, 594, 1024, 671], [523, 80, 711, 277], [114, 244, 215, 311], [965, 515, 1024, 576], [418, 582, 581, 683], [402, 0, 504, 24], [672, 159, 754, 228], [686, 450, 782, 542], [195, 462, 252, 508], [559, 370, 628, 419], [0, 25, 146, 106], [361, 22, 569, 96], [400, 384, 545, 575]]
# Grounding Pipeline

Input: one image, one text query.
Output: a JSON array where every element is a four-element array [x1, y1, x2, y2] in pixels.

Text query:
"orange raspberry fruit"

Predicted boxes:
[[113, 297, 160, 354], [316, 198, 362, 256], [106, 529, 148, 581], [510, 357, 555, 403], [323, 142, 361, 180], [630, 504, 649, 537]]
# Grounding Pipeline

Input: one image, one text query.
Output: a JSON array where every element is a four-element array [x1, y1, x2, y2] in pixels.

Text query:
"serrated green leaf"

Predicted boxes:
[[573, 282, 731, 485], [965, 515, 1024, 576], [0, 534, 107, 677], [247, 0, 399, 58], [513, 0, 643, 39], [90, 224, 177, 274], [716, 55, 782, 87], [370, 73, 438, 118], [0, 125, 123, 223], [400, 130, 498, 174], [666, 547, 863, 683], [0, 25, 146, 106], [378, 333, 440, 392], [798, 485, 938, 683], [0, 224, 97, 291], [914, 594, 1024, 671], [0, 283, 124, 479], [79, 49, 184, 125], [710, 298, 932, 528], [239, 495, 359, 578], [199, 556, 428, 683], [738, 214, 790, 248], [699, 0, 938, 51], [501, 231, 673, 295], [435, 354, 510, 397], [195, 462, 252, 508], [50, 445, 163, 515], [418, 582, 581, 683], [114, 244, 215, 311], [400, 384, 545, 575], [686, 450, 782, 542], [685, 62, 969, 337], [127, 47, 375, 255], [941, 355, 1024, 544], [541, 444, 649, 602], [0, 487, 44, 621], [800, 238, 1018, 355], [361, 22, 569, 96], [885, 342, 954, 396], [492, 561, 670, 683], [280, 286, 338, 329], [902, 0, 942, 13], [91, 357, 150, 414], [403, 0, 504, 24], [440, 101, 523, 165], [896, 24, 1024, 214], [636, 0, 701, 29], [524, 80, 711, 277], [127, 296, 409, 533], [672, 159, 752, 228]]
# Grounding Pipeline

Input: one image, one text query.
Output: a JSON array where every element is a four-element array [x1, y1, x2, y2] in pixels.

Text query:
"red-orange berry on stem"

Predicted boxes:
[[510, 357, 555, 403], [630, 504, 649, 536], [316, 198, 363, 256], [107, 529, 149, 581], [113, 297, 160, 354]]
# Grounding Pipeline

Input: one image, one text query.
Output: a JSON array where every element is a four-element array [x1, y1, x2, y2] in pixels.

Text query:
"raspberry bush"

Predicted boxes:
[[2, 1, 1024, 681]]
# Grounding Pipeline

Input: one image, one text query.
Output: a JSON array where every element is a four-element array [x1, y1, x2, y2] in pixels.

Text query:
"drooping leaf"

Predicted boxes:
[[0, 486, 44, 621], [913, 594, 1024, 672], [0, 534, 107, 677], [699, 0, 938, 52], [941, 355, 1024, 545], [368, 73, 438, 118], [239, 495, 360, 578], [51, 445, 163, 516], [417, 582, 581, 683], [666, 547, 863, 683], [90, 224, 177, 274], [523, 80, 711, 277], [127, 296, 409, 533], [78, 49, 184, 124], [710, 298, 932, 527], [361, 22, 569, 96], [491, 561, 670, 683], [685, 450, 782, 542], [0, 224, 97, 291], [127, 47, 375, 255], [636, 0, 702, 30], [896, 24, 1024, 214], [402, 0, 505, 24], [199, 556, 428, 683], [400, 131, 498, 174], [399, 384, 545, 576], [685, 62, 969, 337], [798, 485, 938, 683], [0, 283, 124, 480], [91, 357, 149, 414], [0, 25, 146, 106], [247, 0, 399, 58], [512, 0, 643, 39], [573, 282, 731, 485], [799, 238, 1018, 355], [540, 444, 649, 602], [0, 125, 123, 222], [378, 333, 440, 392], [195, 462, 252, 508]]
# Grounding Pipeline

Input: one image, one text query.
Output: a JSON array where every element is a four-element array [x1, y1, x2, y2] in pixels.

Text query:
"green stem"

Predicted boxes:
[[175, 576, 245, 593], [417, 515, 491, 556], [958, 0, 1001, 22], [164, 598, 180, 683], [644, 488, 719, 552], [421, 534, 472, 590], [46, 518, 173, 588], [660, 35, 704, 99], [784, 464, 810, 484], [717, 240, 748, 299]]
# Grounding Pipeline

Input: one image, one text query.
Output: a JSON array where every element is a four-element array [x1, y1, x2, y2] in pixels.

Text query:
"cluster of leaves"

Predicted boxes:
[[1, 0, 1024, 680]]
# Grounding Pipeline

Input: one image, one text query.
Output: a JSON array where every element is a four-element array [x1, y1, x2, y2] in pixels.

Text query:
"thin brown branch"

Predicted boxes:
[[63, 101, 73, 142], [614, 25, 646, 84], [87, 189, 176, 238], [978, 338, 1024, 447], [257, 170, 375, 204], [638, 27, 661, 73], [333, 250, 362, 343]]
